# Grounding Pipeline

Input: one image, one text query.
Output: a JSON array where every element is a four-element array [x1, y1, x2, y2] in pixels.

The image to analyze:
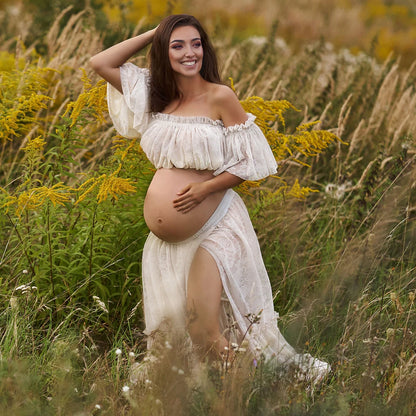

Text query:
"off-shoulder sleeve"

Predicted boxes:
[[214, 113, 278, 180], [106, 63, 150, 138]]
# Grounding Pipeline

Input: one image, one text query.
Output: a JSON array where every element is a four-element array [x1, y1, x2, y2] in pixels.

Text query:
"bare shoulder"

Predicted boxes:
[[209, 84, 248, 127]]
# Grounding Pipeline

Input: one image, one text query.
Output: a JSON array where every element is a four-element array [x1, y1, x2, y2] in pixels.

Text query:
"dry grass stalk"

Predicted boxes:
[[367, 64, 399, 134], [345, 118, 365, 162]]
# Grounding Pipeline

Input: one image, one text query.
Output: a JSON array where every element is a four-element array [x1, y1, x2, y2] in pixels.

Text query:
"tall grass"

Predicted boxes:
[[1, 2, 416, 415]]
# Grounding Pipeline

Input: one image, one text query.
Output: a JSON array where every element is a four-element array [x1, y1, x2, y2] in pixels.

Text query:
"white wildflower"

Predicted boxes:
[[164, 341, 172, 350], [324, 182, 351, 200], [22, 269, 28, 274], [92, 295, 108, 313], [171, 366, 178, 372], [115, 348, 122, 356], [95, 404, 101, 409], [177, 369, 184, 375], [128, 351, 135, 358], [15, 284, 32, 294], [122, 385, 130, 393], [155, 399, 162, 406]]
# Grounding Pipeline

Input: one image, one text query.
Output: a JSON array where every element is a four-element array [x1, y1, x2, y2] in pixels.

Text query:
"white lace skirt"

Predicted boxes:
[[142, 190, 329, 373]]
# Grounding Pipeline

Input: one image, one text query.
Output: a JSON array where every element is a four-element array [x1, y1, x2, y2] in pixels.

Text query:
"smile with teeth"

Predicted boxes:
[[182, 60, 197, 66]]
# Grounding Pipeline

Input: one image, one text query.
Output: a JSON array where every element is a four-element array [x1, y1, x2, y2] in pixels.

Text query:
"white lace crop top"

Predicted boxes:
[[106, 63, 277, 181]]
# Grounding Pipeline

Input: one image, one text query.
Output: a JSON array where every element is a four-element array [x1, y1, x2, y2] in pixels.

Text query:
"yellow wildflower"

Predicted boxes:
[[97, 175, 136, 203], [286, 179, 319, 199], [75, 176, 105, 205], [238, 180, 262, 195], [75, 173, 137, 205], [5, 183, 73, 217], [22, 136, 47, 157], [228, 77, 236, 92], [63, 69, 107, 127], [241, 96, 298, 132], [35, 183, 73, 206], [112, 138, 139, 161]]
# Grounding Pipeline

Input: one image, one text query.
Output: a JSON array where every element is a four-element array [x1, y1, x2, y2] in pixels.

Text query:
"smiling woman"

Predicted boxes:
[[90, 14, 330, 383], [168, 26, 203, 75]]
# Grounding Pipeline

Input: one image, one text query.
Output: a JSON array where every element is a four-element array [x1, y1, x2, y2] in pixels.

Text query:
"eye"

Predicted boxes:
[[193, 42, 202, 48], [171, 43, 182, 50]]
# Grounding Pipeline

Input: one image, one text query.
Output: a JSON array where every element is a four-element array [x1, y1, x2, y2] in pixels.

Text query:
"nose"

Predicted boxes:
[[184, 45, 195, 57]]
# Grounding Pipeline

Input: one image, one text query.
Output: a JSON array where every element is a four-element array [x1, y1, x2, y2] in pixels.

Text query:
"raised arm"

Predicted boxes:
[[89, 27, 157, 93]]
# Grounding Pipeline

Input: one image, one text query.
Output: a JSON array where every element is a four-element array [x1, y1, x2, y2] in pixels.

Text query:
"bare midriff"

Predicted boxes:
[[143, 168, 226, 243]]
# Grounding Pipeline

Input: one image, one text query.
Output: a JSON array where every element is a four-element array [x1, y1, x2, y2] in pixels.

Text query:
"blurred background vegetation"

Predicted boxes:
[[1, 0, 416, 415], [2, 0, 416, 65]]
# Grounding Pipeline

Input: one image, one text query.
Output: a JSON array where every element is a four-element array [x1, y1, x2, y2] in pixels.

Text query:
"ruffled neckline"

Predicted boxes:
[[152, 112, 224, 126], [151, 112, 256, 133]]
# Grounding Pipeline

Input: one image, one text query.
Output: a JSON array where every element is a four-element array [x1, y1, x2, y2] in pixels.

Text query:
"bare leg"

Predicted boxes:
[[186, 247, 230, 361]]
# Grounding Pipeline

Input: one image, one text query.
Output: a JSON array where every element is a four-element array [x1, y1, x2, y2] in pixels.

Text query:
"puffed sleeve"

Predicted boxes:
[[214, 113, 278, 180], [106, 63, 151, 138]]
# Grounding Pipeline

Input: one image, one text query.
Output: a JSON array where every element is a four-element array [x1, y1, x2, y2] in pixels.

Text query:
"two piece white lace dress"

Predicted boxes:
[[107, 63, 330, 378]]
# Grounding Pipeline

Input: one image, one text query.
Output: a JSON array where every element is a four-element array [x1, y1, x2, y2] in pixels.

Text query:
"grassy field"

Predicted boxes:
[[1, 1, 416, 414]]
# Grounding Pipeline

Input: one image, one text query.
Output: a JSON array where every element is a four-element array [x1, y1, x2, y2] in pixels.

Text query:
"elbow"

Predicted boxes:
[[89, 55, 102, 73]]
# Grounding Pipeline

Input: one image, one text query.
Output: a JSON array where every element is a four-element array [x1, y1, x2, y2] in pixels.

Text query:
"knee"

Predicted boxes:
[[188, 320, 217, 343], [187, 319, 220, 350]]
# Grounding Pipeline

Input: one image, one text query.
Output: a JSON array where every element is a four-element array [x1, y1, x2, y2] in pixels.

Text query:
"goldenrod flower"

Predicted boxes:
[[75, 173, 137, 205], [241, 95, 298, 132], [286, 179, 319, 199], [75, 176, 104, 205], [63, 69, 107, 127], [22, 136, 47, 158], [97, 175, 136, 203], [0, 65, 53, 141], [4, 183, 73, 217], [35, 183, 73, 206]]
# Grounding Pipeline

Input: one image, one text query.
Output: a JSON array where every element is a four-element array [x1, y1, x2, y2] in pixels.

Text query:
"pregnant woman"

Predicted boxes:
[[90, 14, 330, 381]]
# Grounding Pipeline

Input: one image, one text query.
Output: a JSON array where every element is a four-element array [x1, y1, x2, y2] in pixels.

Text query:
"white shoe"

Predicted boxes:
[[297, 353, 331, 385]]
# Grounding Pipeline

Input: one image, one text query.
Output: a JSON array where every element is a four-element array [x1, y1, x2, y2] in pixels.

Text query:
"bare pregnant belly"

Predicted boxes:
[[143, 168, 226, 243]]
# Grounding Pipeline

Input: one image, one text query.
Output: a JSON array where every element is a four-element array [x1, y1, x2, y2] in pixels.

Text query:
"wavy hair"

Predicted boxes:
[[149, 14, 222, 113]]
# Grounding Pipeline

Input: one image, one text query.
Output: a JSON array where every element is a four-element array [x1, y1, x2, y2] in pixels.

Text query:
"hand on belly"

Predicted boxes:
[[144, 168, 225, 243], [173, 181, 210, 214]]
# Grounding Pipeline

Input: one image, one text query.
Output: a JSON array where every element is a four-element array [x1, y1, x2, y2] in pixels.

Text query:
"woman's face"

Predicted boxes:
[[168, 25, 203, 78]]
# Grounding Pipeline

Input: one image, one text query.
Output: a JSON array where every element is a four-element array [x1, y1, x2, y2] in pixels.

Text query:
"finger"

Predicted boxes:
[[173, 196, 193, 207], [176, 201, 195, 212], [177, 185, 191, 196], [181, 205, 198, 213], [173, 194, 191, 204], [179, 198, 201, 212]]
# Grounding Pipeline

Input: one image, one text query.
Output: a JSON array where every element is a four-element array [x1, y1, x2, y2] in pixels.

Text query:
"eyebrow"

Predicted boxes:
[[170, 37, 201, 44]]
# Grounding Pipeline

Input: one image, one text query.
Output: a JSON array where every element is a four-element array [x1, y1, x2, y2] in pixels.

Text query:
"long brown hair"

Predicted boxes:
[[149, 14, 222, 113]]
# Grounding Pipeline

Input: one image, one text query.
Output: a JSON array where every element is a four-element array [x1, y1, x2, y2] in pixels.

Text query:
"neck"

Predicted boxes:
[[175, 74, 206, 99]]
